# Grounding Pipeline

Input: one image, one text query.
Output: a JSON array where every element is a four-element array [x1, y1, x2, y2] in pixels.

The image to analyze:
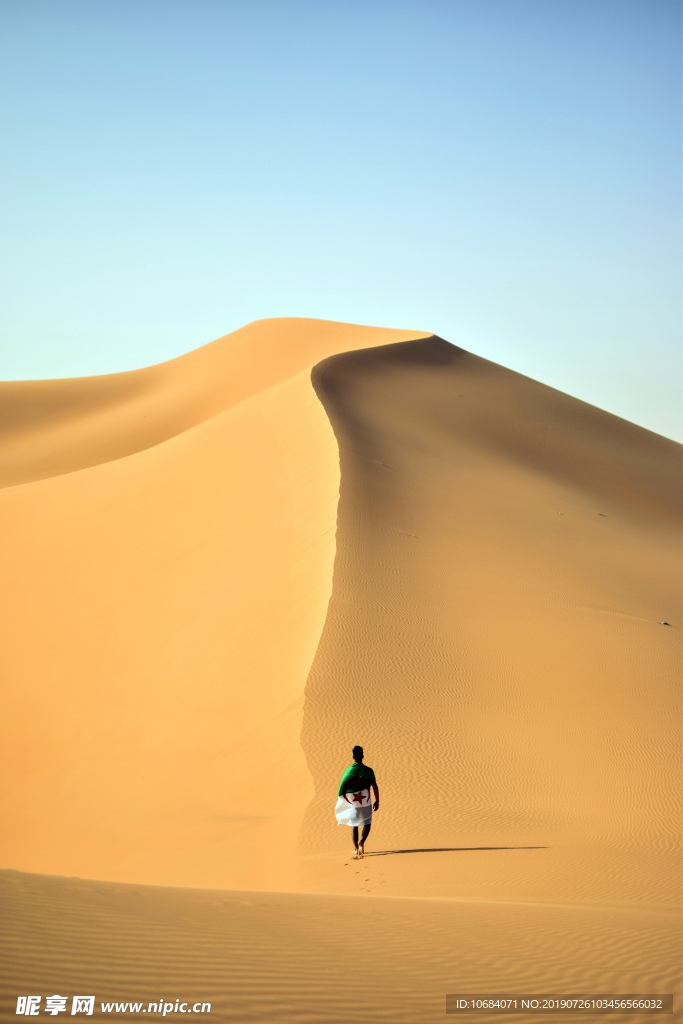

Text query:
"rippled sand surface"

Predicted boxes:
[[1, 871, 679, 1024]]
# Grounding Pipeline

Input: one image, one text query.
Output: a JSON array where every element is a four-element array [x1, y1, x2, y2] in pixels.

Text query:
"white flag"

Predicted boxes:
[[335, 787, 372, 826]]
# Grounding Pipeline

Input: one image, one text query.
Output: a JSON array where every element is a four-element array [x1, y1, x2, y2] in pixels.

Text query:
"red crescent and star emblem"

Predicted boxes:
[[343, 789, 368, 805]]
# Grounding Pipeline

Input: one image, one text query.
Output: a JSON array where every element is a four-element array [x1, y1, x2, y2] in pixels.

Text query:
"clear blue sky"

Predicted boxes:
[[1, 0, 680, 439]]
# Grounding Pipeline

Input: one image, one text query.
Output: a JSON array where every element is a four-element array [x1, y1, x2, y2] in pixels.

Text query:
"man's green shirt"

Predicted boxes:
[[338, 762, 376, 797]]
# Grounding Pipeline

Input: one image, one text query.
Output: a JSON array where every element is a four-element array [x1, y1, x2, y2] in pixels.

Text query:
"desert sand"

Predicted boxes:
[[1, 318, 680, 1022]]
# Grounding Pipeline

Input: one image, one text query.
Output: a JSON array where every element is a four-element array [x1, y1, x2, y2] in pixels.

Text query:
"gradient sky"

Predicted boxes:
[[1, 0, 680, 439]]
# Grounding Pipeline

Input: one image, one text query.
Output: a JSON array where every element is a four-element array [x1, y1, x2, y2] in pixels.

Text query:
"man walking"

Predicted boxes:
[[335, 745, 380, 858]]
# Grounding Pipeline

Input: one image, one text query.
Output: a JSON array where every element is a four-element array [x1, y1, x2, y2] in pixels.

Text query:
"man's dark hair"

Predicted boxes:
[[352, 745, 364, 762]]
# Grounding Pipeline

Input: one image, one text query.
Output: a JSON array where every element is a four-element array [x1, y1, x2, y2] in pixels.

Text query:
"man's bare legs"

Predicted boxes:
[[358, 822, 371, 858], [352, 822, 372, 858]]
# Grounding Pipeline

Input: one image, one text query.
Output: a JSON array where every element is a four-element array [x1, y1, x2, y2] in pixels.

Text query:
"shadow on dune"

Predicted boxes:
[[364, 846, 548, 857]]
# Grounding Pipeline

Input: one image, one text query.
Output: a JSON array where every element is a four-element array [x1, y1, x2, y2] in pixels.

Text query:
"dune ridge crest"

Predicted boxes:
[[0, 318, 430, 488]]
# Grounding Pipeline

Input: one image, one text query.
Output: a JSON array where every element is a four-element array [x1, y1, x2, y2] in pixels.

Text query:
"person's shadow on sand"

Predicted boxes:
[[363, 846, 547, 857]]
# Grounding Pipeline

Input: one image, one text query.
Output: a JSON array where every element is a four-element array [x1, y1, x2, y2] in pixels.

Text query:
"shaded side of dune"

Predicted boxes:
[[301, 336, 681, 904]]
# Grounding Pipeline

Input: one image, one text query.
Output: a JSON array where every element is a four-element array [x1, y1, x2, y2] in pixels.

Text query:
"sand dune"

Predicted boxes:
[[1, 318, 680, 1022]]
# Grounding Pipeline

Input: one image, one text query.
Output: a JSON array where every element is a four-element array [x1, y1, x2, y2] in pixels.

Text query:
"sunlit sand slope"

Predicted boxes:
[[301, 336, 681, 906], [1, 871, 679, 1024], [0, 319, 428, 887]]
